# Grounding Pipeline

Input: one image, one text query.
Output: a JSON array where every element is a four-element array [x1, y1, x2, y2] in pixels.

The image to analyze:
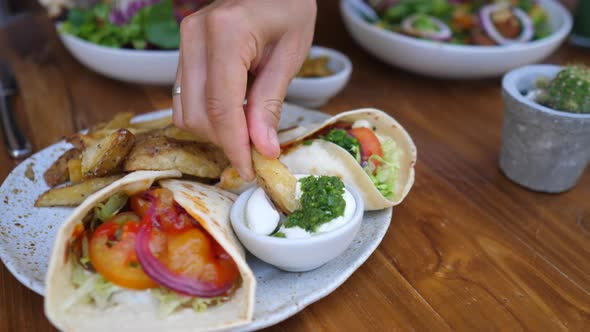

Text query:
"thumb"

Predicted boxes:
[[246, 45, 300, 159]]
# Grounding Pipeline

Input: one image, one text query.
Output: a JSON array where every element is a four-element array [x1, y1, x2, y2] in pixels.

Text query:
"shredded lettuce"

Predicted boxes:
[[151, 288, 193, 318], [364, 135, 403, 199], [67, 261, 120, 310], [92, 276, 121, 309], [63, 262, 96, 311], [151, 288, 223, 318], [67, 261, 222, 317], [95, 192, 128, 222]]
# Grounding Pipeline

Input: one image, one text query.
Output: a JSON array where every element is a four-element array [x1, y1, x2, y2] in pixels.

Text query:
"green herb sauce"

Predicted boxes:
[[322, 129, 361, 163], [284, 176, 346, 233]]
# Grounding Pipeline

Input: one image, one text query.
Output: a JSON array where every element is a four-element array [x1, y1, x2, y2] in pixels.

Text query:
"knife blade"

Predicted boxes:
[[0, 61, 33, 159]]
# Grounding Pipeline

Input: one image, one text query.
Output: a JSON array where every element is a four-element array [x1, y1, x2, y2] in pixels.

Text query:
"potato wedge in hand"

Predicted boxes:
[[218, 166, 255, 194], [252, 148, 301, 214], [124, 135, 228, 178], [43, 148, 82, 187], [35, 175, 123, 207], [81, 129, 135, 177]]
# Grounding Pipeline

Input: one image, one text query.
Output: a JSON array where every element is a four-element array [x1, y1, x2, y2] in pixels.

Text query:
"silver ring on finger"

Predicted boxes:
[[172, 83, 181, 96]]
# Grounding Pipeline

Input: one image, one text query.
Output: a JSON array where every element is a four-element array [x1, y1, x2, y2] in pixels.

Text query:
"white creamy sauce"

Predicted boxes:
[[111, 289, 158, 308], [352, 119, 372, 129], [246, 175, 356, 239], [280, 226, 311, 239], [246, 187, 280, 235], [316, 189, 356, 233]]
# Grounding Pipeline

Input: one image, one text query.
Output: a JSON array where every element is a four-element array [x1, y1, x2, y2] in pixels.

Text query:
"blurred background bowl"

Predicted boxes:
[[340, 0, 572, 79], [286, 46, 352, 108], [58, 25, 178, 85]]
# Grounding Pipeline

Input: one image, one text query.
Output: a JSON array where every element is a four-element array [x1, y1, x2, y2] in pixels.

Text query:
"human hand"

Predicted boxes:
[[172, 0, 317, 181]]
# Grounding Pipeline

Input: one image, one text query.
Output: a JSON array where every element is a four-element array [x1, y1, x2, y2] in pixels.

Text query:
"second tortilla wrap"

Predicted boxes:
[[278, 108, 417, 211]]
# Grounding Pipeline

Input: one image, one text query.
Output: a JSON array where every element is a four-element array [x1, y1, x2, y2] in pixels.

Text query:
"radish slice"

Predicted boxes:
[[479, 3, 534, 45], [401, 14, 452, 41]]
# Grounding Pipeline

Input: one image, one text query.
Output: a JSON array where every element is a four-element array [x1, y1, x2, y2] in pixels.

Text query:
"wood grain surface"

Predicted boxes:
[[1, 1, 590, 331]]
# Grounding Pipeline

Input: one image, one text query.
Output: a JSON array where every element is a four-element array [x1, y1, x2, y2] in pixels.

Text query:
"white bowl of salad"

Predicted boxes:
[[340, 0, 573, 79], [49, 0, 209, 85]]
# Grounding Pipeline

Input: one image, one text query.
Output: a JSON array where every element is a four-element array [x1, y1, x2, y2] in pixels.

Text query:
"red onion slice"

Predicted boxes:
[[479, 3, 534, 45], [401, 14, 452, 41], [135, 222, 234, 298]]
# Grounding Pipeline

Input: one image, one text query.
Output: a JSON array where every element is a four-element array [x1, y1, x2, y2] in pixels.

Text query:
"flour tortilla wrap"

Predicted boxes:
[[278, 108, 417, 210], [45, 170, 256, 332]]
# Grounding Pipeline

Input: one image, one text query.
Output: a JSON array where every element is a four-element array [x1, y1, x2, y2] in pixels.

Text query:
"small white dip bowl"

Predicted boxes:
[[286, 46, 353, 108], [230, 185, 364, 272]]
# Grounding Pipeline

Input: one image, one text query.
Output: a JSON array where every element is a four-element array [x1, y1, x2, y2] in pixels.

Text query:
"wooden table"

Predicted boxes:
[[1, 1, 590, 331]]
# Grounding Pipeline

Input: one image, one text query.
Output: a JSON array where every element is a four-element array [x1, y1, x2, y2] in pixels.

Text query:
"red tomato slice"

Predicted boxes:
[[348, 127, 383, 166], [131, 188, 194, 233], [89, 214, 158, 290], [130, 195, 151, 218], [161, 228, 240, 288]]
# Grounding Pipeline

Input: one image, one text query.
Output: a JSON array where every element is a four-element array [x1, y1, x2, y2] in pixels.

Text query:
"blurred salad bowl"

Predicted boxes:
[[49, 0, 210, 85], [58, 30, 179, 85], [340, 0, 572, 79]]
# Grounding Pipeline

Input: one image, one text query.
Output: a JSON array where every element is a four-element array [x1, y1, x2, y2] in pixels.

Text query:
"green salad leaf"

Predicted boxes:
[[142, 0, 181, 49], [59, 0, 180, 49], [363, 135, 403, 199]]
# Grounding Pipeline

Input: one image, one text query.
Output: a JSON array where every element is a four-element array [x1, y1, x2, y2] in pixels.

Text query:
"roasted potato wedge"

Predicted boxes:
[[67, 158, 83, 184], [124, 135, 228, 178], [88, 112, 135, 137], [81, 128, 135, 177], [130, 115, 173, 130], [162, 125, 202, 142], [252, 148, 301, 214], [35, 175, 123, 207], [66, 133, 98, 150], [43, 148, 82, 187]]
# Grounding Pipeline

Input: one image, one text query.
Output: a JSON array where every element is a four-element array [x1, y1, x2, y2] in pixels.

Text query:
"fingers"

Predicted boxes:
[[176, 13, 217, 144], [172, 49, 184, 127], [246, 43, 300, 159], [205, 7, 253, 180]]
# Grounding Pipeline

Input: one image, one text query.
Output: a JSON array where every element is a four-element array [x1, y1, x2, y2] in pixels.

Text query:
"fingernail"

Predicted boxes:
[[238, 167, 254, 182], [267, 128, 280, 157]]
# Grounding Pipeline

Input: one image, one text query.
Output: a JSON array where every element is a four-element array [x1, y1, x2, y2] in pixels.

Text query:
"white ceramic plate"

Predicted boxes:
[[0, 104, 391, 331]]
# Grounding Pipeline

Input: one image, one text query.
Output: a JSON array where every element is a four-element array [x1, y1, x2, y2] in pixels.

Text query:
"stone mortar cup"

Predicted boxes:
[[500, 65, 590, 193]]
